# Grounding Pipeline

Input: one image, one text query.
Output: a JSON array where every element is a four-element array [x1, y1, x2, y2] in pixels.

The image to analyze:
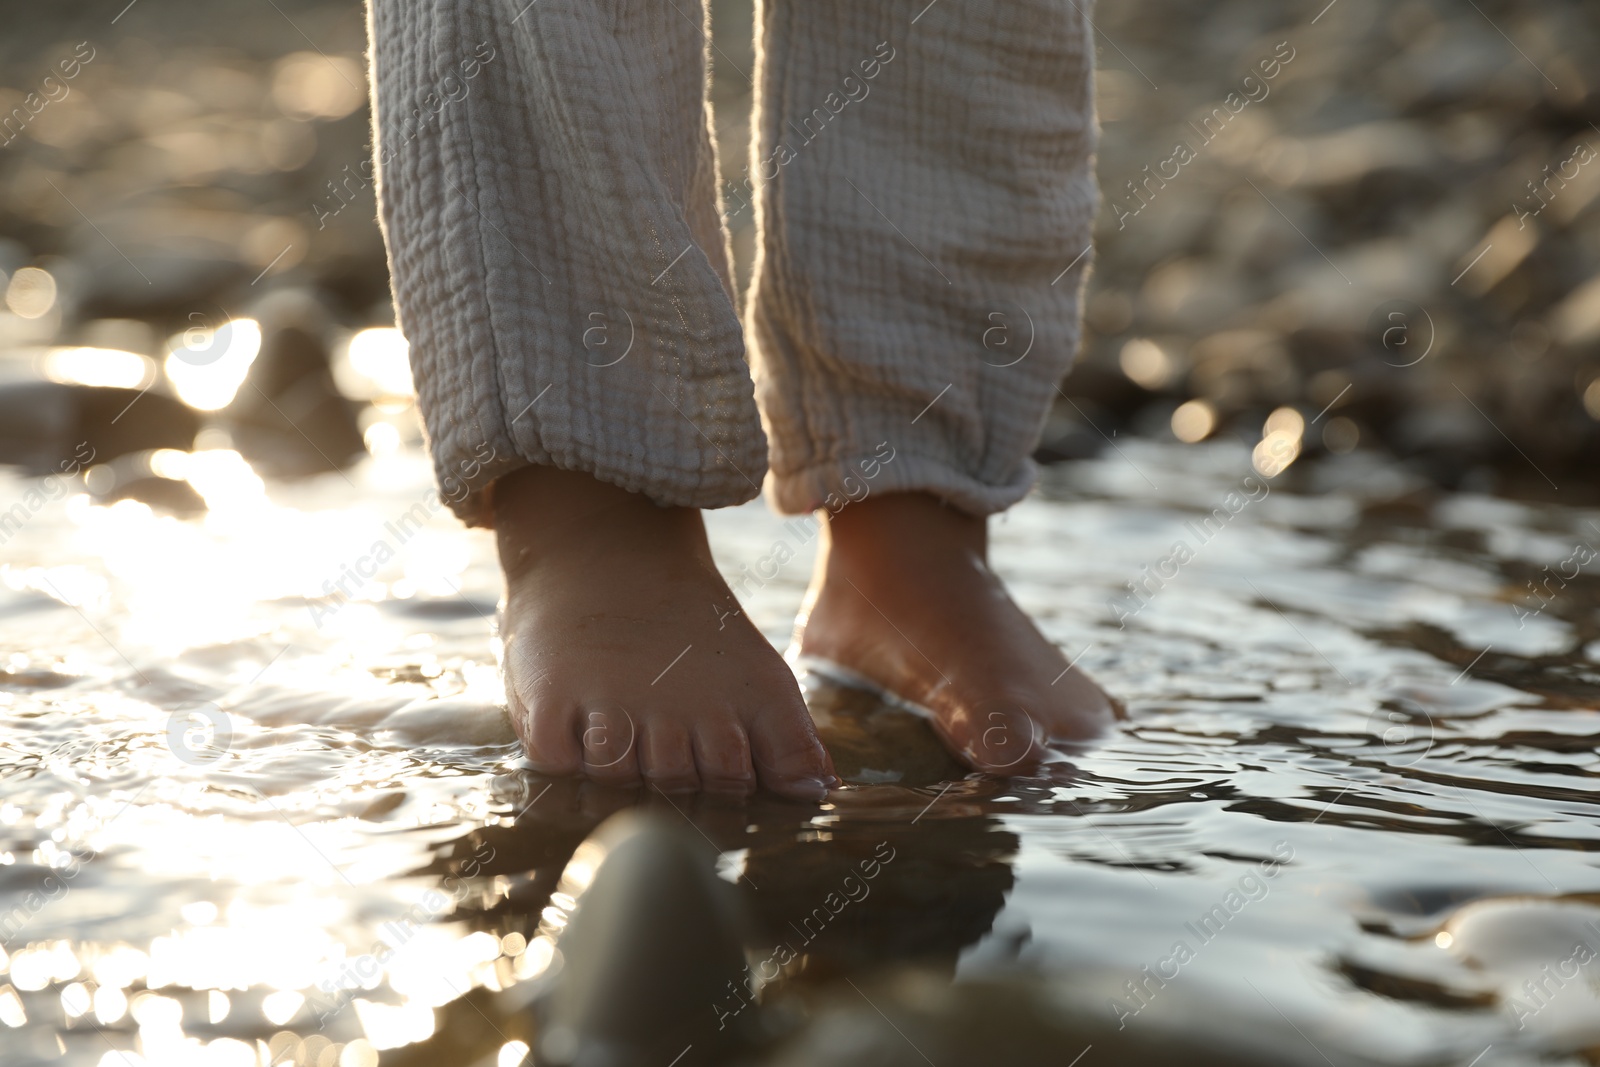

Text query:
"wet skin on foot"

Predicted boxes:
[[494, 466, 839, 801], [794, 491, 1120, 772]]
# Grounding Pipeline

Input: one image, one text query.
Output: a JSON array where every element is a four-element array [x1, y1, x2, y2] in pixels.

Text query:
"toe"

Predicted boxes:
[[1050, 667, 1123, 730], [747, 694, 839, 801], [639, 721, 700, 793], [577, 702, 641, 786], [692, 721, 757, 794], [938, 697, 1044, 773], [515, 691, 583, 778]]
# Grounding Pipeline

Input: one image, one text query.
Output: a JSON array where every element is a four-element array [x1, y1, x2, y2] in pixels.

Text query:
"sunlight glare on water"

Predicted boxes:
[[0, 437, 1597, 1065]]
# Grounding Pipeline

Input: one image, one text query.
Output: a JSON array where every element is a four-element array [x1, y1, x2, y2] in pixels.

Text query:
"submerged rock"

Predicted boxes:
[[0, 380, 198, 474], [223, 289, 365, 476], [87, 451, 207, 514], [528, 812, 758, 1067], [802, 672, 966, 787]]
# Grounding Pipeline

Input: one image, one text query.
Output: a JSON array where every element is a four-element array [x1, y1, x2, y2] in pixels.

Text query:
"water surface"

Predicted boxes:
[[2, 439, 1598, 1066]]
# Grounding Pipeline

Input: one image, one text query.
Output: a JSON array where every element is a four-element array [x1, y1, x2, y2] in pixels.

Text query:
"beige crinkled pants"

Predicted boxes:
[[367, 0, 1098, 526]]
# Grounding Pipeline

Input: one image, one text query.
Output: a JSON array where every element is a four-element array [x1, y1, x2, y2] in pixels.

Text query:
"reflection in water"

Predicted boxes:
[[740, 813, 1016, 981], [1, 439, 1599, 1065]]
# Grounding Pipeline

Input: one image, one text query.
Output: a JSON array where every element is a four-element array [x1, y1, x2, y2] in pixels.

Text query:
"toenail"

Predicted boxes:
[[788, 776, 836, 800]]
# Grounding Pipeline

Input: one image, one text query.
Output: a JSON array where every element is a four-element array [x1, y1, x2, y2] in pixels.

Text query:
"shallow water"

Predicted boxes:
[[2, 439, 1598, 1067]]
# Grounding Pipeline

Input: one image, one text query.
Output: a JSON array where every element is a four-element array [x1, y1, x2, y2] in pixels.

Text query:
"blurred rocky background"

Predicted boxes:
[[1055, 0, 1600, 499], [0, 0, 1596, 510]]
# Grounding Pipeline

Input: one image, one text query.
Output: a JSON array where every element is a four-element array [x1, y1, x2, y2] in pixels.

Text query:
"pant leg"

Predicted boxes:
[[747, 0, 1098, 516], [369, 0, 766, 526]]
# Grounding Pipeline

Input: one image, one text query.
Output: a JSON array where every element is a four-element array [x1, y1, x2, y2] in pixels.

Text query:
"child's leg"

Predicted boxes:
[[369, 0, 762, 516], [747, 0, 1116, 767], [369, 1, 835, 796]]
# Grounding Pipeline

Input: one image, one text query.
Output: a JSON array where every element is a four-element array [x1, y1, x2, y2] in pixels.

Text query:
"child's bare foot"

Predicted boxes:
[[794, 492, 1119, 772], [494, 467, 838, 800]]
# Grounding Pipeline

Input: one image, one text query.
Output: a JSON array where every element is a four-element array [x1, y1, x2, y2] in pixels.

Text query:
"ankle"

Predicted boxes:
[[493, 466, 709, 579], [823, 491, 987, 566]]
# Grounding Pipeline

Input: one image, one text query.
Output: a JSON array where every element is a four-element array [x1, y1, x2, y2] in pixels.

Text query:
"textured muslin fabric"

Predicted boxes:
[[369, 0, 767, 526], [367, 0, 1096, 524], [748, 0, 1098, 516]]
